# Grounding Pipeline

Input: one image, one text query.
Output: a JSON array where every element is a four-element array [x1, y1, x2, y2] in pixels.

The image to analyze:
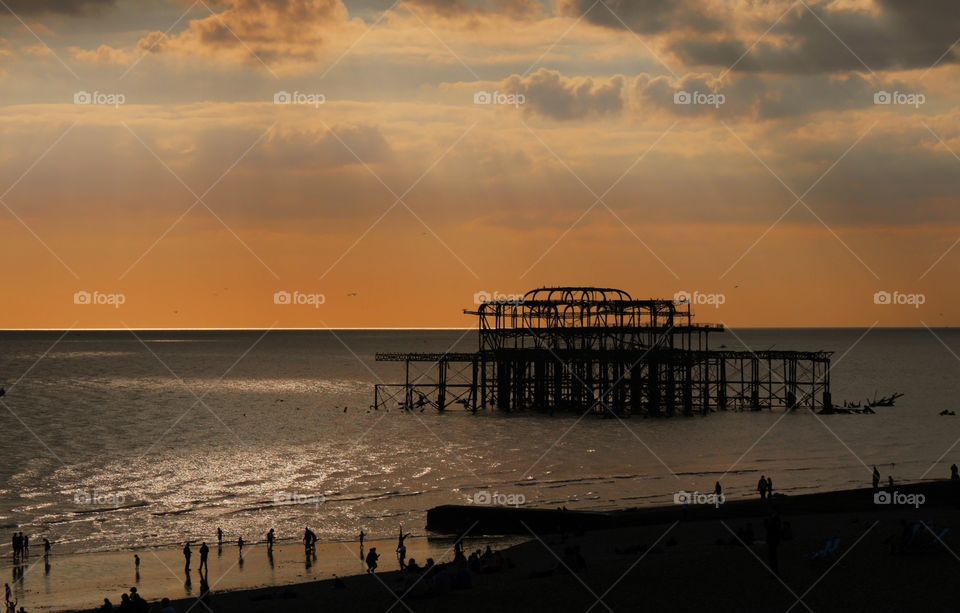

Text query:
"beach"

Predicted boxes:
[[56, 481, 959, 613]]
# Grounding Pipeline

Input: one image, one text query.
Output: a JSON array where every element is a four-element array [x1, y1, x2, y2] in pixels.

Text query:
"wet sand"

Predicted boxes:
[[60, 481, 960, 613], [3, 535, 523, 612]]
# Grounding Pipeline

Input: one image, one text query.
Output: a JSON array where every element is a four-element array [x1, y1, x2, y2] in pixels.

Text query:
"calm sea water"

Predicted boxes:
[[1, 328, 959, 556]]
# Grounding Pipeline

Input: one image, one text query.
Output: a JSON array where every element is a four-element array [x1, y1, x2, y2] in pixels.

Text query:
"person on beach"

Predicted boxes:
[[872, 466, 881, 490], [134, 554, 141, 580], [365, 547, 380, 573], [764, 512, 782, 576], [97, 597, 112, 612], [237, 536, 244, 558], [359, 529, 365, 560], [266, 529, 275, 551], [397, 527, 411, 569], [183, 542, 192, 573], [758, 475, 768, 500], [199, 542, 210, 574], [766, 476, 773, 495], [714, 481, 723, 500], [952, 464, 959, 481], [43, 539, 51, 557], [217, 527, 223, 546], [4, 583, 11, 606]]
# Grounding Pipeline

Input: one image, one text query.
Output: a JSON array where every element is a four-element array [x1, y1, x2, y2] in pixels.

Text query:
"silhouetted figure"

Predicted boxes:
[[129, 586, 147, 613], [764, 512, 782, 576], [217, 527, 223, 546], [134, 554, 140, 581], [359, 529, 365, 561], [160, 598, 175, 613], [43, 539, 51, 557], [888, 475, 894, 489], [182, 542, 192, 573], [872, 466, 881, 491], [98, 597, 113, 612], [714, 481, 722, 498], [365, 547, 380, 573], [951, 464, 959, 481], [758, 475, 768, 500], [199, 542, 210, 574], [397, 527, 411, 570], [266, 529, 275, 551], [766, 476, 773, 495], [237, 537, 244, 559]]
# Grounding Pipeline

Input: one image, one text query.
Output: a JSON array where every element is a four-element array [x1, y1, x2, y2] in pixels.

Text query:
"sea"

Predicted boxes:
[[0, 327, 958, 558]]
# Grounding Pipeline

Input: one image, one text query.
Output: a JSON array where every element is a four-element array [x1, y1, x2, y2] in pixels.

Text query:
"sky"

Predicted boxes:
[[1, 0, 959, 329]]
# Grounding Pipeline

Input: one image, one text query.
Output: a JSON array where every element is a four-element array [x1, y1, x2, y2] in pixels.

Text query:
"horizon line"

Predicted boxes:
[[0, 325, 954, 332]]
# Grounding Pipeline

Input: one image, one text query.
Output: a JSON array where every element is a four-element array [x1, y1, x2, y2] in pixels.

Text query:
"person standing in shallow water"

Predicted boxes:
[[199, 542, 210, 575]]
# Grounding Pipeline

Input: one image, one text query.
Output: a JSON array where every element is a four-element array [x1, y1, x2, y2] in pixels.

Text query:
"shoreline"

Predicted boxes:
[[56, 479, 960, 613]]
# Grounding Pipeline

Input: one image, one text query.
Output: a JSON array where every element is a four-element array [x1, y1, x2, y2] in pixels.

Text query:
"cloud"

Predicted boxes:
[[670, 0, 960, 74], [69, 43, 134, 65], [502, 68, 625, 119], [0, 0, 114, 15], [629, 71, 896, 120], [134, 0, 354, 70], [407, 0, 543, 18], [557, 0, 720, 34]]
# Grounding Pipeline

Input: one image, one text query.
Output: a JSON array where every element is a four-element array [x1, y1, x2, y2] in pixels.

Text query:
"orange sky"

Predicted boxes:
[[1, 0, 959, 328]]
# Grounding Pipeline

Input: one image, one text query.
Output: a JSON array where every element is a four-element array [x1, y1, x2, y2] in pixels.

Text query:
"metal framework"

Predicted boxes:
[[374, 287, 832, 415]]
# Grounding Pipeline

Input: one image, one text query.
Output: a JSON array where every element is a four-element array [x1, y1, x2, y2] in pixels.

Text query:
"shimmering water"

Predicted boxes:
[[1, 328, 958, 556]]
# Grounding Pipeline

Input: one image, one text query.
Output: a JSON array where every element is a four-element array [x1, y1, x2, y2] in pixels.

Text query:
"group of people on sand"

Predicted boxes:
[[5, 583, 27, 613], [96, 587, 173, 613]]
